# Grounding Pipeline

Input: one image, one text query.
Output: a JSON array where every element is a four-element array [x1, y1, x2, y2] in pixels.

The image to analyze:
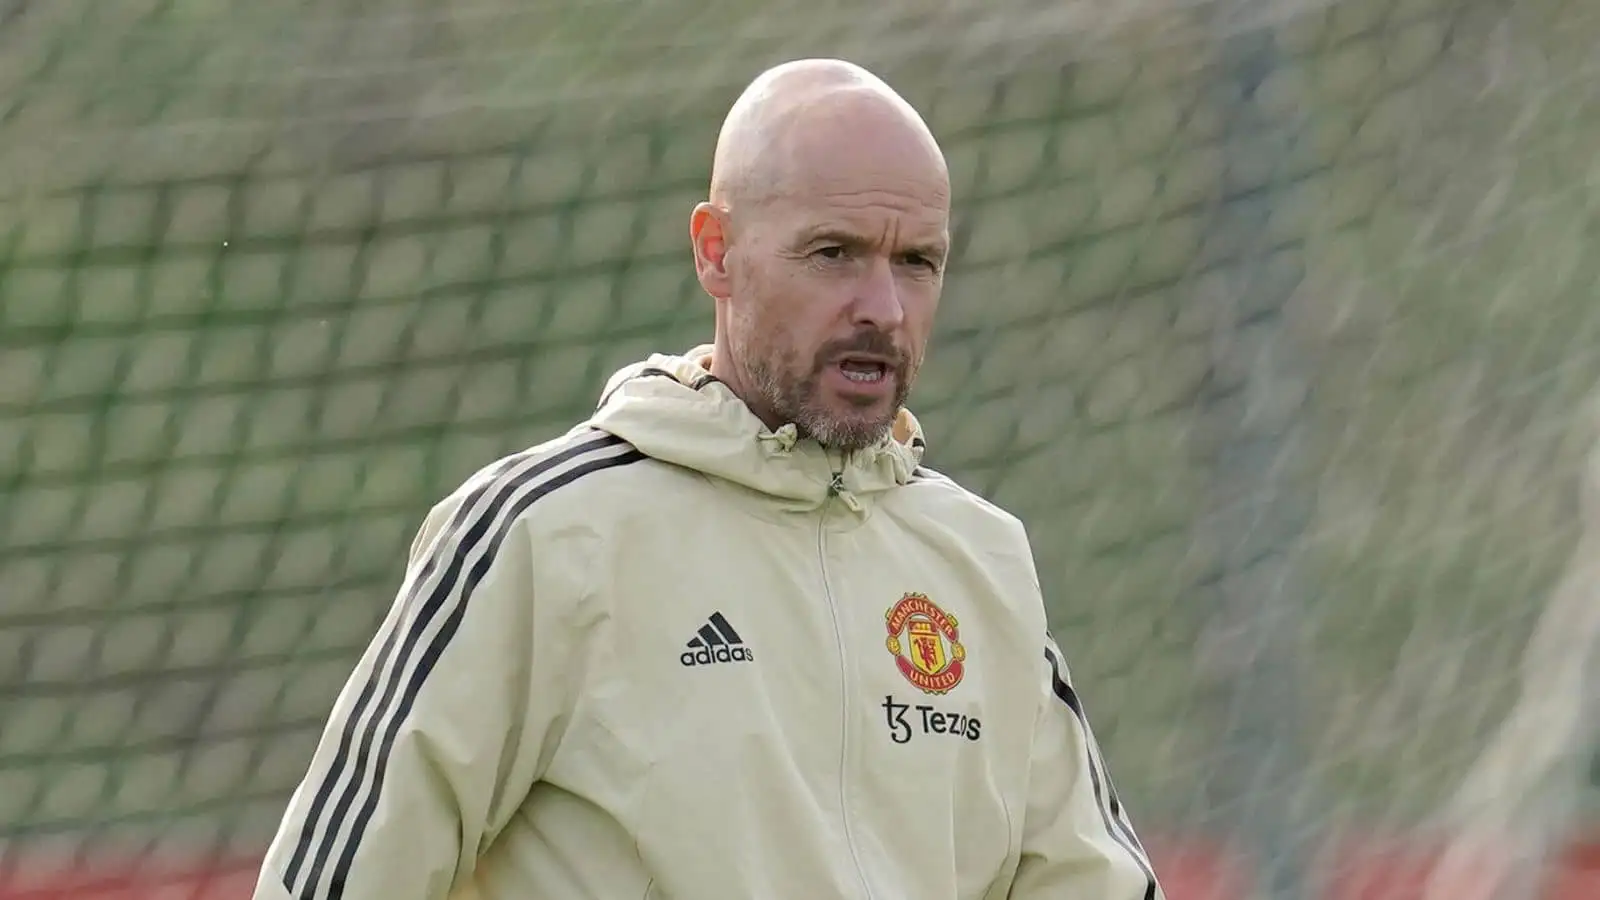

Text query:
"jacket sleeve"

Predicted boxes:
[[252, 481, 576, 900], [1010, 633, 1164, 900]]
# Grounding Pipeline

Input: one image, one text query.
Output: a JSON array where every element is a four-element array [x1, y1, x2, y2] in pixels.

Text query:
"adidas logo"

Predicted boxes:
[[680, 611, 754, 667]]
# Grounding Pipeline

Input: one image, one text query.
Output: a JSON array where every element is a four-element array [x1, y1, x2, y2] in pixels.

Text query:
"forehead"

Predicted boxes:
[[779, 188, 949, 246], [766, 156, 950, 245]]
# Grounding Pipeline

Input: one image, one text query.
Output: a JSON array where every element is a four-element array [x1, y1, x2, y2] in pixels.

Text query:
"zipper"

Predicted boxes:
[[819, 470, 874, 900]]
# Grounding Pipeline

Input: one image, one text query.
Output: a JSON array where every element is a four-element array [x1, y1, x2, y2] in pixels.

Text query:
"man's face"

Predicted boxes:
[[717, 171, 949, 453]]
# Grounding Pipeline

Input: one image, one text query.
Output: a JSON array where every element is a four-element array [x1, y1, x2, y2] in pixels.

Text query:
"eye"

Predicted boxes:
[[902, 252, 941, 273], [813, 245, 847, 260]]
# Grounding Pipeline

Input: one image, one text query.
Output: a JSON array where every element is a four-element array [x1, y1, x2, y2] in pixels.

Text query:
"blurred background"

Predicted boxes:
[[1, 0, 1598, 897]]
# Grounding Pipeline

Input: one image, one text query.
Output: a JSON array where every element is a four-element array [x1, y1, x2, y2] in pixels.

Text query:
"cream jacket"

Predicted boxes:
[[253, 346, 1162, 900]]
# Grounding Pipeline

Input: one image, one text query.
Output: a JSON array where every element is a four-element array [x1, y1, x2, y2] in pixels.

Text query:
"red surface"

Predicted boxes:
[[1317, 834, 1600, 900], [0, 834, 1595, 900]]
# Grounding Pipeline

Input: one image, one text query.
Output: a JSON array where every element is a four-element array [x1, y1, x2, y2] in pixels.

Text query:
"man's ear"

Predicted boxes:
[[690, 202, 732, 300]]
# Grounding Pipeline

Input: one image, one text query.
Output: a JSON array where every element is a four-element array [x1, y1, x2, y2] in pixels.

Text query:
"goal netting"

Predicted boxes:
[[2, 0, 1598, 897]]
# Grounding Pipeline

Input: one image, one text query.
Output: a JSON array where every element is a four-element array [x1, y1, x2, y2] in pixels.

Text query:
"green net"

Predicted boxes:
[[3, 0, 1599, 896]]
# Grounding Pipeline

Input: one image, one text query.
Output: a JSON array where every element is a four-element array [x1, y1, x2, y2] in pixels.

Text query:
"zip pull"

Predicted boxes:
[[828, 472, 864, 513]]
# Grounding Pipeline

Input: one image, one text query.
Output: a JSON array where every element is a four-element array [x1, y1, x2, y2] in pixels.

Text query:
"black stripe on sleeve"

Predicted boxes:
[[1045, 644, 1159, 900], [282, 431, 643, 900], [1093, 734, 1147, 854], [279, 433, 592, 897]]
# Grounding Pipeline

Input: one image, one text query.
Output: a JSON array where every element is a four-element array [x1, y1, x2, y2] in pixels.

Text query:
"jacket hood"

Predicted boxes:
[[588, 345, 926, 510]]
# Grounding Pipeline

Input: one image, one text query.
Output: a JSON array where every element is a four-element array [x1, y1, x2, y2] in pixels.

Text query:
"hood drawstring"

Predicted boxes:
[[759, 424, 800, 455]]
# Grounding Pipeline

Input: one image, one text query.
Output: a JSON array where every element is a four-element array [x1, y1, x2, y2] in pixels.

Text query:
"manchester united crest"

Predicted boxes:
[[885, 593, 966, 694]]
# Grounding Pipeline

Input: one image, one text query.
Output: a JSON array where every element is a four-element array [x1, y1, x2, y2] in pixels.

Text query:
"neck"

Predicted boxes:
[[708, 335, 786, 433]]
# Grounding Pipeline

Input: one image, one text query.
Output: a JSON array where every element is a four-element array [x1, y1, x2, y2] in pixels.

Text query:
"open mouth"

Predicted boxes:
[[836, 357, 891, 384]]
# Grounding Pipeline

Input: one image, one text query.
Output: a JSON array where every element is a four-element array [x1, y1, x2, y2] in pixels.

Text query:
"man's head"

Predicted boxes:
[[690, 59, 950, 453]]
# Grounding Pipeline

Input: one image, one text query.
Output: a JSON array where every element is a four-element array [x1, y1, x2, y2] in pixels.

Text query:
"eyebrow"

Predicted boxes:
[[799, 227, 948, 262]]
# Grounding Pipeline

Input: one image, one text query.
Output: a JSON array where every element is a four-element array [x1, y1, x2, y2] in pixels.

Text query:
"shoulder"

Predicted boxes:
[[900, 464, 1033, 551], [894, 464, 1050, 628], [417, 426, 653, 552]]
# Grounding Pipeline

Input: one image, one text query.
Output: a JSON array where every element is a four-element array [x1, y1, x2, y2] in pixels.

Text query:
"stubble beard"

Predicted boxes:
[[745, 344, 913, 455]]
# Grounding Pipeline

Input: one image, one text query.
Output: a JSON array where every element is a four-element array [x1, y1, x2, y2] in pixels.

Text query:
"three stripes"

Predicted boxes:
[[1046, 641, 1159, 900], [280, 431, 644, 900], [685, 611, 744, 649]]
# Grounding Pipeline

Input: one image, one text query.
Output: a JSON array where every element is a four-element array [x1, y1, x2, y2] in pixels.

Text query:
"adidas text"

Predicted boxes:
[[681, 645, 755, 666]]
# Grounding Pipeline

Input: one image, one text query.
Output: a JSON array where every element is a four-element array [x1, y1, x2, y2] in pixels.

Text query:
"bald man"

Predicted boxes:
[[254, 59, 1164, 900]]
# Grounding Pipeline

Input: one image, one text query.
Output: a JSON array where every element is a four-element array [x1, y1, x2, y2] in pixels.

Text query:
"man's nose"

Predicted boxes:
[[852, 257, 905, 328]]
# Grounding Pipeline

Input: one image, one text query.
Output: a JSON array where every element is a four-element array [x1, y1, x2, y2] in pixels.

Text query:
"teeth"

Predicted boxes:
[[841, 364, 884, 382]]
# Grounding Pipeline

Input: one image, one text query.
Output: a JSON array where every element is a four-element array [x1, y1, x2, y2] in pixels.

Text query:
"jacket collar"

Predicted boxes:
[[589, 345, 925, 511]]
